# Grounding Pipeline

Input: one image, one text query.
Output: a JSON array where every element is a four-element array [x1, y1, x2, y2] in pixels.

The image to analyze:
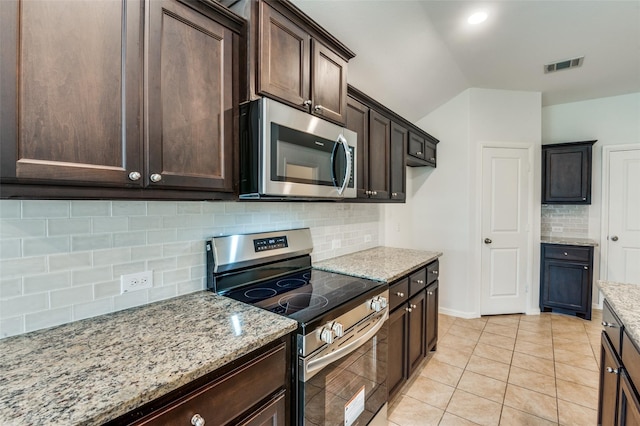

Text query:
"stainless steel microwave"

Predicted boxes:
[[239, 98, 357, 199]]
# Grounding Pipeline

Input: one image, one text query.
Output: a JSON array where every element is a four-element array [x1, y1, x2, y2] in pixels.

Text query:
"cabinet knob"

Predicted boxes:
[[396, 292, 405, 297], [392, 192, 398, 197], [606, 367, 619, 375], [313, 104, 324, 112], [416, 279, 424, 285], [563, 252, 568, 256], [373, 191, 377, 195], [150, 173, 162, 183], [582, 197, 586, 200], [303, 100, 312, 107], [406, 307, 413, 313], [429, 157, 436, 162], [428, 291, 434, 295], [602, 321, 617, 328], [191, 414, 205, 426], [416, 151, 423, 155], [611, 235, 619, 242], [128, 171, 141, 181], [433, 270, 439, 275], [411, 304, 417, 309], [584, 266, 588, 270]]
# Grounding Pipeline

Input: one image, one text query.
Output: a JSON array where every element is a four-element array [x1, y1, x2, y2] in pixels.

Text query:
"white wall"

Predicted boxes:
[[0, 200, 381, 338], [385, 88, 542, 318]]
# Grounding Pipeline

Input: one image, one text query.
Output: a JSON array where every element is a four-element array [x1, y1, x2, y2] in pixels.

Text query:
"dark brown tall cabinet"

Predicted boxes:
[[0, 0, 241, 199]]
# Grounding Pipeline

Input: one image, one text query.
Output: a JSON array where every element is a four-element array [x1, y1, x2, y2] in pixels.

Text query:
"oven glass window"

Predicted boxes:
[[270, 123, 353, 189], [300, 323, 387, 426]]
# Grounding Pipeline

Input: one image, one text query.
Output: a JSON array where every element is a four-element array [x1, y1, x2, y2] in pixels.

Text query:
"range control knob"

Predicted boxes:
[[369, 296, 388, 312], [331, 321, 344, 338], [319, 327, 334, 344], [379, 296, 388, 309]]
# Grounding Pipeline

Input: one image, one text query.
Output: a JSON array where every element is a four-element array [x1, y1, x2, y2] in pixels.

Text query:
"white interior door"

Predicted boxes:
[[481, 147, 530, 315], [606, 149, 640, 283]]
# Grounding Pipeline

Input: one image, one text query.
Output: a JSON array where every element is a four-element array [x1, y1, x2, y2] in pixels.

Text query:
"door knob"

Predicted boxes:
[[484, 238, 492, 244], [611, 235, 619, 241]]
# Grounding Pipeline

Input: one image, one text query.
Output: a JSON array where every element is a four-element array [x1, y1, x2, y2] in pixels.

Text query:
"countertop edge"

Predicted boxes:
[[597, 280, 640, 349]]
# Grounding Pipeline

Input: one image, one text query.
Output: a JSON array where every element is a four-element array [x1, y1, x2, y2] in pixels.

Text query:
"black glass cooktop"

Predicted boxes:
[[223, 268, 385, 325]]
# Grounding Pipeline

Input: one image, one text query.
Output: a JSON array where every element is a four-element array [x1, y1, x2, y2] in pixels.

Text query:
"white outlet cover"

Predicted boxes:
[[121, 271, 153, 294]]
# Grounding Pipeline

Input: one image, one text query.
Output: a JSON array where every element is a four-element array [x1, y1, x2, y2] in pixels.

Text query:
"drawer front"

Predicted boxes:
[[409, 268, 427, 297], [134, 343, 287, 426], [603, 299, 623, 354], [543, 244, 592, 262], [622, 331, 640, 389], [427, 260, 439, 285], [390, 278, 409, 311]]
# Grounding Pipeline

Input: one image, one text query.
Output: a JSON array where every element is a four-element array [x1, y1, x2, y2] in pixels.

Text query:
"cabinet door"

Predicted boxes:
[[540, 259, 590, 313], [424, 139, 437, 166], [426, 281, 439, 353], [388, 306, 408, 399], [258, 2, 310, 111], [408, 132, 426, 161], [618, 372, 640, 426], [368, 110, 390, 199], [390, 122, 407, 201], [542, 144, 592, 203], [311, 40, 347, 125], [147, 0, 234, 191], [598, 333, 621, 426], [346, 97, 370, 199], [239, 392, 286, 426], [408, 291, 426, 376], [0, 0, 142, 186]]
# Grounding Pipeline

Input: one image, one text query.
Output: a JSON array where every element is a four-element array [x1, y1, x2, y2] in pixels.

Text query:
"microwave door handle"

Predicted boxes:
[[336, 134, 351, 195], [330, 141, 339, 187]]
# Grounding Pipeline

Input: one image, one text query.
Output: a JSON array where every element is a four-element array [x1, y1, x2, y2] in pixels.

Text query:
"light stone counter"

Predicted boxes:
[[540, 236, 598, 247], [0, 291, 297, 425], [314, 247, 442, 283], [598, 281, 640, 348]]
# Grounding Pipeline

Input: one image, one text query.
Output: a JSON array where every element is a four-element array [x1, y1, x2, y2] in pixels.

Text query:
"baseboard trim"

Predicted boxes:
[[439, 307, 479, 319]]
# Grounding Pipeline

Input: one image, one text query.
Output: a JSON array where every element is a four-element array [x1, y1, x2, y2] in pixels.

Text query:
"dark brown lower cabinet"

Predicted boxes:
[[426, 281, 439, 352], [599, 333, 621, 426], [618, 372, 640, 426], [388, 305, 408, 398], [407, 291, 426, 375]]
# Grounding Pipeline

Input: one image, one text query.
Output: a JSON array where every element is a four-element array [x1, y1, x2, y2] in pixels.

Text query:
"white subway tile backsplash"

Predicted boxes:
[[0, 200, 380, 338], [541, 204, 589, 238]]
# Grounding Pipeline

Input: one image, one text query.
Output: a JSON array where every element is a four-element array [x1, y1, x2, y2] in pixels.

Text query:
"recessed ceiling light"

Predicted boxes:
[[468, 11, 488, 25]]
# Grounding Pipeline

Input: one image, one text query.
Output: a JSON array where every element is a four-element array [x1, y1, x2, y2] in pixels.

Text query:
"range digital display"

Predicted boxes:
[[253, 236, 288, 252]]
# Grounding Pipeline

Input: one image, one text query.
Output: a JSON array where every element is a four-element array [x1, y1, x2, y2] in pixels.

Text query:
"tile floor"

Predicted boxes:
[[388, 310, 603, 426]]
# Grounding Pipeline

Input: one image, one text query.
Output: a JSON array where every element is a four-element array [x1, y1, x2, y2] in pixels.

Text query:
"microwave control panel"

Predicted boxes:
[[254, 236, 288, 252]]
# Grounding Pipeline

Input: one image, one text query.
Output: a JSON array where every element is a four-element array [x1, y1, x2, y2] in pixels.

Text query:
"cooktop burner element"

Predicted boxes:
[[244, 288, 278, 299], [276, 278, 306, 288]]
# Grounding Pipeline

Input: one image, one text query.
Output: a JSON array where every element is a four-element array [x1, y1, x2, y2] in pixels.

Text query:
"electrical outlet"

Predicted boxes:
[[121, 271, 153, 294], [552, 226, 563, 233]]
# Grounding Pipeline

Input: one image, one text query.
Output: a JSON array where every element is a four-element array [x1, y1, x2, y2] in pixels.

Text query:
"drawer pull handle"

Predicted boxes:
[[191, 414, 205, 426], [606, 367, 619, 375], [416, 279, 424, 284], [602, 321, 617, 328], [433, 271, 439, 275], [396, 292, 405, 297]]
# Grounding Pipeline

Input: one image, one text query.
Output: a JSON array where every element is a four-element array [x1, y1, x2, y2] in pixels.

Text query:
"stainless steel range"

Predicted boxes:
[[206, 228, 388, 426]]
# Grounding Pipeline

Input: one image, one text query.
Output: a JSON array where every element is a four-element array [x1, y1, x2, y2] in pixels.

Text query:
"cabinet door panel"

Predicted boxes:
[[345, 97, 369, 198], [147, 0, 233, 191], [618, 372, 640, 426], [3, 0, 142, 185], [258, 3, 310, 109], [408, 133, 426, 160], [368, 110, 390, 199], [408, 291, 426, 376], [388, 307, 408, 399], [542, 143, 593, 203], [311, 40, 347, 125], [390, 122, 407, 201], [541, 260, 589, 311], [598, 332, 620, 426], [426, 281, 438, 352], [239, 392, 286, 426]]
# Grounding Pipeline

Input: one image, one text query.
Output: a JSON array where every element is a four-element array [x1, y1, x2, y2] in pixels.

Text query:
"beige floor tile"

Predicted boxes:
[[511, 352, 555, 377], [552, 337, 594, 356], [446, 389, 502, 426], [520, 313, 552, 323], [447, 324, 483, 342], [465, 355, 510, 382], [552, 330, 590, 343], [473, 343, 513, 365], [404, 376, 455, 409], [454, 317, 488, 331], [485, 315, 521, 327], [518, 321, 552, 334], [553, 348, 599, 372], [556, 378, 599, 410], [420, 357, 465, 387], [503, 384, 558, 423], [439, 412, 482, 425], [555, 362, 600, 389], [499, 406, 558, 426], [457, 370, 506, 403], [439, 333, 478, 353], [514, 339, 554, 360], [484, 323, 518, 338], [388, 395, 444, 426], [517, 329, 553, 346], [508, 366, 556, 397], [478, 332, 515, 351], [557, 399, 598, 426], [388, 421, 401, 426], [432, 346, 473, 369]]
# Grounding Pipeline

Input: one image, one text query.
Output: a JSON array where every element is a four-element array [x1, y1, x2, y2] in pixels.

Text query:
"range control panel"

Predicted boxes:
[[254, 236, 288, 252]]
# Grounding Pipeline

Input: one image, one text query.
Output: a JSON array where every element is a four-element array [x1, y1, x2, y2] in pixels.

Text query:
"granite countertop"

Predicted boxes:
[[315, 246, 442, 283], [597, 281, 640, 347], [540, 236, 598, 247], [0, 291, 297, 425]]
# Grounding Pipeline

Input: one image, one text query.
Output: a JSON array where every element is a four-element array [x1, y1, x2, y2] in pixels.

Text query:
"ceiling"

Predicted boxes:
[[291, 0, 640, 123]]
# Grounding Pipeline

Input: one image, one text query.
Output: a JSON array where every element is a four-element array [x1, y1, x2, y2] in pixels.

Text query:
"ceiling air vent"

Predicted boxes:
[[544, 56, 584, 73]]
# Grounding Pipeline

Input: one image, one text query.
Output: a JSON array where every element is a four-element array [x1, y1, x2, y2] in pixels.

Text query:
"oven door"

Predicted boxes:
[[298, 309, 388, 426], [260, 98, 356, 199]]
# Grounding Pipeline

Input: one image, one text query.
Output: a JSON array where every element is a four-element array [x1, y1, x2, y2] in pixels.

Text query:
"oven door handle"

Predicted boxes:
[[336, 134, 351, 195], [304, 308, 388, 380]]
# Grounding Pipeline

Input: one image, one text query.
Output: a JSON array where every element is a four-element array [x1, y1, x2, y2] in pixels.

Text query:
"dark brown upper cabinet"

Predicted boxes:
[[407, 131, 438, 167], [367, 110, 392, 200], [542, 140, 596, 204], [390, 122, 407, 201], [253, 0, 354, 125], [345, 97, 370, 199], [0, 0, 242, 199]]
